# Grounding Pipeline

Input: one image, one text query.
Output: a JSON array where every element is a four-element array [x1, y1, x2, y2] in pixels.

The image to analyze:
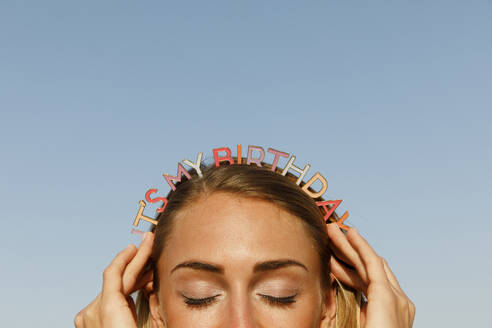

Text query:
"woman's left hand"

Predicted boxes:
[[74, 232, 154, 328], [326, 223, 415, 328]]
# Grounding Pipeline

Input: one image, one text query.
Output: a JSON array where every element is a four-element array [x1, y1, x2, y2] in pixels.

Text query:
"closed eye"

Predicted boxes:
[[258, 293, 297, 307], [181, 293, 298, 309], [182, 294, 221, 309]]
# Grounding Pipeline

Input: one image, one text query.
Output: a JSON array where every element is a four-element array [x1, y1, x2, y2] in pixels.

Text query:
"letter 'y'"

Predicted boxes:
[[182, 152, 204, 177]]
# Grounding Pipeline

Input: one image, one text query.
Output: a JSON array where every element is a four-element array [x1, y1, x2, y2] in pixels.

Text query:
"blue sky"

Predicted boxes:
[[1, 1, 491, 326]]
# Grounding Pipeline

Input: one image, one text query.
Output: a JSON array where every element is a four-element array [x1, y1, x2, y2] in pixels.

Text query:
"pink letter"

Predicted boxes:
[[246, 145, 265, 167], [163, 163, 192, 191], [267, 148, 289, 172], [316, 200, 342, 222]]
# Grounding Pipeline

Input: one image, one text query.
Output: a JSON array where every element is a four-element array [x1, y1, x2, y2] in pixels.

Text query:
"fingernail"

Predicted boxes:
[[143, 231, 152, 241], [328, 222, 338, 229]]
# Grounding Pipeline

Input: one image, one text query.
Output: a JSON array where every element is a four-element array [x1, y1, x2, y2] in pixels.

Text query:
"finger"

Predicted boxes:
[[130, 269, 154, 295], [325, 224, 355, 263], [102, 244, 138, 294], [326, 223, 368, 283], [346, 228, 388, 285], [381, 258, 402, 291], [325, 223, 362, 267], [327, 235, 357, 271], [123, 232, 155, 294], [330, 256, 367, 295]]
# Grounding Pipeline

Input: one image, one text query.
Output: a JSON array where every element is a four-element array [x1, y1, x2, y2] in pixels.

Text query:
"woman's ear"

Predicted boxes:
[[148, 285, 167, 328], [319, 276, 337, 328]]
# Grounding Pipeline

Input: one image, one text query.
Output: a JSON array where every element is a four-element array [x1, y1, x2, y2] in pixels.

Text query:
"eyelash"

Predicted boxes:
[[182, 293, 297, 309], [183, 294, 220, 308], [258, 293, 297, 307]]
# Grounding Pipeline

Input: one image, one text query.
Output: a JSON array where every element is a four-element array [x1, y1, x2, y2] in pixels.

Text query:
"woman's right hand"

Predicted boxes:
[[74, 232, 155, 328]]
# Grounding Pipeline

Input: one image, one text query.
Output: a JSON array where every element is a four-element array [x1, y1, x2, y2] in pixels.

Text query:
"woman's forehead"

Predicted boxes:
[[161, 192, 320, 271]]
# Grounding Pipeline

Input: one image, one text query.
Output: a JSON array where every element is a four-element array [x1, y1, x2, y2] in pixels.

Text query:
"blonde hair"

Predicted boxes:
[[136, 163, 362, 328]]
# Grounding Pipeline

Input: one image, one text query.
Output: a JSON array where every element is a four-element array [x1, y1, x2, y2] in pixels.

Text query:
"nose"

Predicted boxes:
[[224, 292, 256, 328]]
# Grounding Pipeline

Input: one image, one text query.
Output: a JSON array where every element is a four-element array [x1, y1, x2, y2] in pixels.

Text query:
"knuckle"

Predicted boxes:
[[74, 311, 84, 327], [409, 299, 416, 313], [73, 307, 90, 328], [397, 295, 416, 315], [102, 266, 113, 280], [100, 301, 117, 316], [85, 304, 96, 317]]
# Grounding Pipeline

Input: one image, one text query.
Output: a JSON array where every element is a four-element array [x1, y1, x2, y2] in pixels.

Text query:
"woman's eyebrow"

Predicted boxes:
[[171, 261, 224, 274], [171, 259, 307, 274], [253, 259, 308, 273]]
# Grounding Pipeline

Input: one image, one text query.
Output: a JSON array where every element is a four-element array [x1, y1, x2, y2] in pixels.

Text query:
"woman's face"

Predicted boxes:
[[149, 192, 336, 328]]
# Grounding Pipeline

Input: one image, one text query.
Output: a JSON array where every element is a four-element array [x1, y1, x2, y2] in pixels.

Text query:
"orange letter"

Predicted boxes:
[[133, 200, 158, 227], [302, 172, 328, 198], [237, 144, 242, 164]]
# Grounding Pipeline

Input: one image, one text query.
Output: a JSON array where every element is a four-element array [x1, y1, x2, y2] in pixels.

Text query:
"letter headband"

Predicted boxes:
[[131, 145, 350, 236]]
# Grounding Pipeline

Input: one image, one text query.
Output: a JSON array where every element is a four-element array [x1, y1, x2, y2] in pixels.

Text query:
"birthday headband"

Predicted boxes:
[[131, 145, 350, 236]]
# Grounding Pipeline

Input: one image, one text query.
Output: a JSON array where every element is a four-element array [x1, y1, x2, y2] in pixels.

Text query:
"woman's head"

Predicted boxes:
[[138, 164, 360, 328]]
